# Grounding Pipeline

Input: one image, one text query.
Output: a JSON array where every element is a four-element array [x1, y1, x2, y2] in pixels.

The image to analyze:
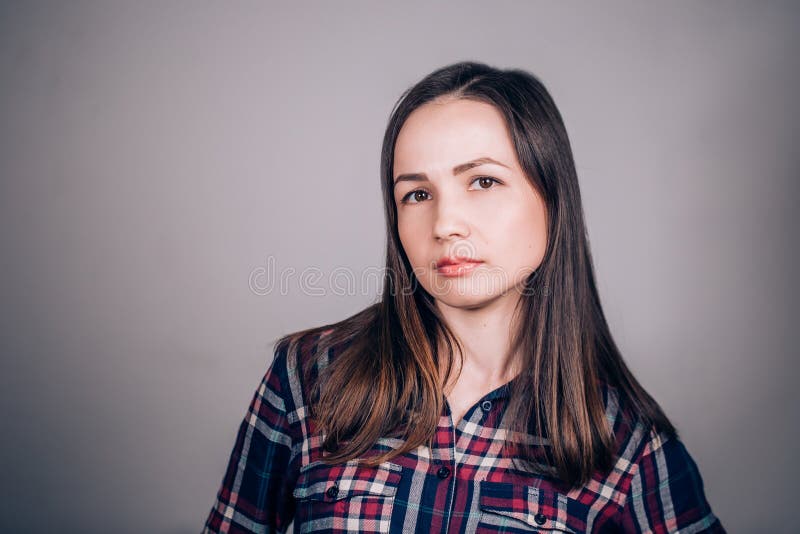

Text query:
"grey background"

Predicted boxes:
[[1, 1, 797, 533]]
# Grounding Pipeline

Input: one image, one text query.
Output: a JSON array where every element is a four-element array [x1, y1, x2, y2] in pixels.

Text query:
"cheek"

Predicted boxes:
[[523, 208, 547, 246], [525, 212, 548, 265], [397, 219, 426, 266], [501, 201, 548, 263]]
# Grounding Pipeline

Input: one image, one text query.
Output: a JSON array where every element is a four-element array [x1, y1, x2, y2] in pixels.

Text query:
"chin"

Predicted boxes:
[[430, 290, 502, 311]]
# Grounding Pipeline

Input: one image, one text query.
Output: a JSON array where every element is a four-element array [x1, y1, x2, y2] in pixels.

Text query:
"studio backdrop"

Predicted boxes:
[[1, 2, 797, 533]]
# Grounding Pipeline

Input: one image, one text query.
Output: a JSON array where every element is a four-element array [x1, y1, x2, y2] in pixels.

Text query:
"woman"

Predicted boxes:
[[203, 61, 725, 533]]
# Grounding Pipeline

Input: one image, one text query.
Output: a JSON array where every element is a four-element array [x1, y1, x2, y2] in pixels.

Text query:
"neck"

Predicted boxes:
[[435, 290, 523, 391]]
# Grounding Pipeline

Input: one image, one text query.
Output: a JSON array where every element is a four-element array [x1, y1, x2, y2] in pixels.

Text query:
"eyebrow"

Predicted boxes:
[[393, 157, 510, 187]]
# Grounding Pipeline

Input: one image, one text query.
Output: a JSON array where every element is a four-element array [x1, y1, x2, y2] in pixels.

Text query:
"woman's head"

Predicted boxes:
[[391, 96, 548, 312], [380, 62, 587, 339]]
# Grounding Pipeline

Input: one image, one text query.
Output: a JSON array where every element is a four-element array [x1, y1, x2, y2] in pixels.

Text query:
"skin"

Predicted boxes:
[[392, 97, 548, 424]]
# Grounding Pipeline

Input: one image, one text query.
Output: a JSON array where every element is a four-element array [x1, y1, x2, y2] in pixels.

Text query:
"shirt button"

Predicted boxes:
[[436, 466, 451, 479], [480, 400, 492, 411], [534, 513, 547, 525], [326, 485, 338, 498]]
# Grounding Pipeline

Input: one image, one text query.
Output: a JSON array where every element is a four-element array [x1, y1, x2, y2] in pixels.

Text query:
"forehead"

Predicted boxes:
[[393, 99, 518, 176]]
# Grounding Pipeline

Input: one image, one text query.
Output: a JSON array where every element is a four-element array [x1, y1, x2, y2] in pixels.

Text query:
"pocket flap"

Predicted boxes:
[[479, 481, 588, 533], [293, 460, 402, 502]]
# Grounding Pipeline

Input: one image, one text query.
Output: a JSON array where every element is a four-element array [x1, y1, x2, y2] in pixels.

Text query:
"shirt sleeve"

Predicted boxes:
[[615, 429, 726, 533], [202, 340, 300, 533]]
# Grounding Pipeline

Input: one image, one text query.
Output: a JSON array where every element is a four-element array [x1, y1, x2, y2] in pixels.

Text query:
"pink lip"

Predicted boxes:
[[435, 258, 483, 277]]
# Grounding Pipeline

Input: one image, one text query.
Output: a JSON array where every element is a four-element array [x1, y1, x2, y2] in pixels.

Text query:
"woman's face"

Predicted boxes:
[[392, 98, 548, 310]]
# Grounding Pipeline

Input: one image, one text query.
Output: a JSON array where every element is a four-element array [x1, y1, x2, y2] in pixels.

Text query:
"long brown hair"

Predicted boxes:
[[277, 61, 676, 489]]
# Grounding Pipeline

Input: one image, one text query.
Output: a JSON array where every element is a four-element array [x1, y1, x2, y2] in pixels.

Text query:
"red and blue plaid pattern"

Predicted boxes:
[[203, 330, 725, 533]]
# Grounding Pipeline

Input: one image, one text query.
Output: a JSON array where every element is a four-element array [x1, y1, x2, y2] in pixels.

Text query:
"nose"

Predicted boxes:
[[432, 198, 470, 241]]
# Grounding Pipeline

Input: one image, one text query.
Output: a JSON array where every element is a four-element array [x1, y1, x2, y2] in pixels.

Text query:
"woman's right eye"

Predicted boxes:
[[400, 190, 431, 204]]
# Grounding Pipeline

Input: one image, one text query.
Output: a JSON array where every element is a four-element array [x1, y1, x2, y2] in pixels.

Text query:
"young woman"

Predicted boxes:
[[203, 61, 725, 533]]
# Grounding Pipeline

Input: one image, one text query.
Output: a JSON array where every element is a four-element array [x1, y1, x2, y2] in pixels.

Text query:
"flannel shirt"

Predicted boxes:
[[203, 330, 725, 533]]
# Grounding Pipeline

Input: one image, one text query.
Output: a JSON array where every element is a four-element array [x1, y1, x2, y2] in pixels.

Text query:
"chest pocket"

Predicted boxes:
[[292, 459, 403, 533], [478, 481, 591, 533]]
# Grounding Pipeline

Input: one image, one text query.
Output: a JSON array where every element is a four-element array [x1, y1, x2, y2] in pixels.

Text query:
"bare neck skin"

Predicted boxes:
[[436, 290, 522, 425]]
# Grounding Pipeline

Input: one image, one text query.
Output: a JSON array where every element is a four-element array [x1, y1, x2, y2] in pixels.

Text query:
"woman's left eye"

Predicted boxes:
[[469, 176, 501, 190]]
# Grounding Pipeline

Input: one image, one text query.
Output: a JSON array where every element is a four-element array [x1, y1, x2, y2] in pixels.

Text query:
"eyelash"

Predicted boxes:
[[399, 176, 502, 204]]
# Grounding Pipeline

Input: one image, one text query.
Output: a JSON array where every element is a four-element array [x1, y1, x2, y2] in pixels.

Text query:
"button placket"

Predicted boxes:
[[434, 407, 458, 534]]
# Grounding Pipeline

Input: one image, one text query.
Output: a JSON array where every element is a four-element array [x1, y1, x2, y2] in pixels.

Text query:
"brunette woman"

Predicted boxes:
[[203, 61, 725, 533]]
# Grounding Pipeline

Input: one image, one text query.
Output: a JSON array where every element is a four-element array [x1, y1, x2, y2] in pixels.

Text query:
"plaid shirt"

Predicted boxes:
[[203, 331, 725, 533]]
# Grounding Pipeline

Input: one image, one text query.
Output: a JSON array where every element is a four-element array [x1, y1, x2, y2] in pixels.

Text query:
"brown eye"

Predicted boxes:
[[470, 176, 501, 190], [401, 189, 431, 204]]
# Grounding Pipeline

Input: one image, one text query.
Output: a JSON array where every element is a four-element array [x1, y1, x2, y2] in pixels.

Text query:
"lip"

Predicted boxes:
[[435, 256, 484, 277]]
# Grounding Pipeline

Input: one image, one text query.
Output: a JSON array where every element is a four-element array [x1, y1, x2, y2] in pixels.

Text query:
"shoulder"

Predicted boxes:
[[594, 380, 679, 493], [270, 324, 359, 409], [602, 386, 725, 530], [598, 380, 648, 458], [599, 380, 705, 473], [598, 380, 672, 459], [273, 302, 376, 370]]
